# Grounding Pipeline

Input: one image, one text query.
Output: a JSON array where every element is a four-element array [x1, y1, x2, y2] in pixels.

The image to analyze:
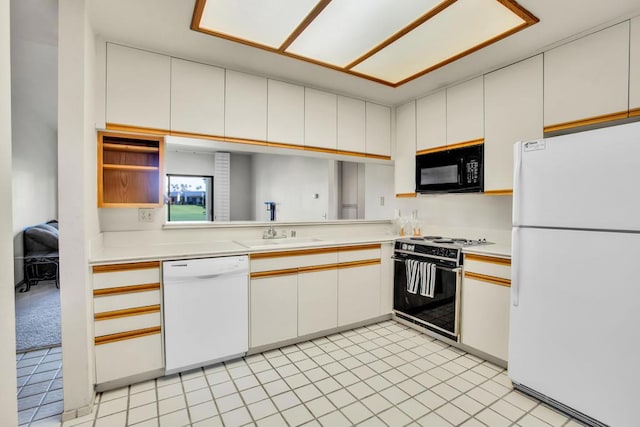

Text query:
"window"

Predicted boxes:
[[167, 175, 213, 222]]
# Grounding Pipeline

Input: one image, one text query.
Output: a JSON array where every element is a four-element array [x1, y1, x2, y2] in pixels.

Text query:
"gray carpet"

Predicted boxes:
[[15, 281, 61, 352]]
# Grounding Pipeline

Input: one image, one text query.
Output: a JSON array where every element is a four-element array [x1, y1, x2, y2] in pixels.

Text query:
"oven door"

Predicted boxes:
[[393, 256, 461, 340]]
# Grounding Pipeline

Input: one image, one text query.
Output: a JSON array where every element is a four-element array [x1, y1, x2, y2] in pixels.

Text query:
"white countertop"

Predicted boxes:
[[463, 243, 511, 258], [90, 233, 397, 264]]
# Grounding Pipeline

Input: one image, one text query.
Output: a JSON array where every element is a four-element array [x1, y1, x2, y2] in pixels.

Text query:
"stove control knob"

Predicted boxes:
[[402, 244, 407, 250]]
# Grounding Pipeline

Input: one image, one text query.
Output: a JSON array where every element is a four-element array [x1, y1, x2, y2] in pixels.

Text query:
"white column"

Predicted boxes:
[[0, 0, 18, 425], [58, 0, 96, 419]]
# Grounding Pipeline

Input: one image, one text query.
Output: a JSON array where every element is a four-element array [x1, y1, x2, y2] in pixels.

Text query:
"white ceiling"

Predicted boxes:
[[89, 0, 640, 106]]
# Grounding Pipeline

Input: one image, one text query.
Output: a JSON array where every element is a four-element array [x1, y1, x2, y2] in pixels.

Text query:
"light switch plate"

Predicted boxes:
[[138, 208, 154, 222]]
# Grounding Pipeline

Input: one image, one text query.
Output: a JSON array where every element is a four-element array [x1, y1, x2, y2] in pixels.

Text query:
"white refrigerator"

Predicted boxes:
[[510, 121, 640, 427]]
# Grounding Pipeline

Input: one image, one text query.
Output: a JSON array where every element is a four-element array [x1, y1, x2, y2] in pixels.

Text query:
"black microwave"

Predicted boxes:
[[415, 144, 483, 194]]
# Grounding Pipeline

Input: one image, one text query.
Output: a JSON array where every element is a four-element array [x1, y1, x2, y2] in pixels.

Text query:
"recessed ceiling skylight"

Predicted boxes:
[[192, 0, 538, 87]]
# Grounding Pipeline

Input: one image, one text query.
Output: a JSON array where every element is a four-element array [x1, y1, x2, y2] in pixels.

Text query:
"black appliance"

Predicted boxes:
[[393, 236, 491, 341], [415, 143, 483, 193]]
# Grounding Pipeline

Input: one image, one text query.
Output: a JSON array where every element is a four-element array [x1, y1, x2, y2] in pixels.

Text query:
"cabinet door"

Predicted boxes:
[[250, 275, 297, 348], [298, 269, 338, 336], [484, 55, 543, 193], [446, 76, 484, 144], [461, 277, 510, 361], [171, 58, 224, 136], [365, 102, 391, 157], [544, 22, 629, 130], [267, 80, 304, 145], [630, 17, 640, 114], [337, 96, 366, 153], [106, 44, 170, 130], [225, 70, 267, 141], [305, 88, 337, 149], [338, 264, 381, 327], [95, 334, 163, 385], [416, 90, 446, 152], [394, 101, 416, 195]]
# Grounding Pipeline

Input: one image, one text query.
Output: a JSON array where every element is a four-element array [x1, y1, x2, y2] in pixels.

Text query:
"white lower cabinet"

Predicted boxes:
[[298, 268, 338, 336], [461, 254, 511, 361], [338, 263, 381, 327], [92, 261, 164, 388], [250, 274, 298, 348]]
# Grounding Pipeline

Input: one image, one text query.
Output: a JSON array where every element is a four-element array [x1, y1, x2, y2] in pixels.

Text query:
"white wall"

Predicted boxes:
[[364, 163, 395, 220], [58, 0, 97, 418], [396, 194, 513, 242], [10, 0, 59, 284], [230, 153, 253, 221], [252, 153, 330, 221], [1, 0, 18, 424]]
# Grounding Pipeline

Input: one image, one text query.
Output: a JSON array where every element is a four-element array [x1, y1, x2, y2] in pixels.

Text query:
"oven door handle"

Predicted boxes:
[[391, 256, 460, 272]]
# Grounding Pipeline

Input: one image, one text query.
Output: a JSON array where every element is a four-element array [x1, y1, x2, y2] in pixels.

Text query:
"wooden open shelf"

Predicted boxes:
[[98, 131, 164, 207]]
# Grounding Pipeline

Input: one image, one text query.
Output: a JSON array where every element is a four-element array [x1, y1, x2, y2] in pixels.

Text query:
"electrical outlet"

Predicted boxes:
[[138, 208, 154, 222], [379, 196, 385, 206]]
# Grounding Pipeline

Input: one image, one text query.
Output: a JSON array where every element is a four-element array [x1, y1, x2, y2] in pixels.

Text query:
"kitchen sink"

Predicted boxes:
[[235, 237, 327, 249]]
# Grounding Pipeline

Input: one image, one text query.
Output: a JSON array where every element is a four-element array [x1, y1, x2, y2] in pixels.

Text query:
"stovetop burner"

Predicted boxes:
[[423, 236, 442, 240], [399, 236, 491, 247], [433, 238, 454, 243]]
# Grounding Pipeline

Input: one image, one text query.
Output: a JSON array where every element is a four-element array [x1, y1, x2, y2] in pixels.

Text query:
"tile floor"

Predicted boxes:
[[55, 321, 580, 426], [16, 346, 64, 426]]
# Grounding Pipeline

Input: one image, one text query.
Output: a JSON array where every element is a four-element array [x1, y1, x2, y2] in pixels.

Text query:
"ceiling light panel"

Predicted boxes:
[[199, 0, 319, 48], [352, 0, 526, 84], [285, 0, 445, 67]]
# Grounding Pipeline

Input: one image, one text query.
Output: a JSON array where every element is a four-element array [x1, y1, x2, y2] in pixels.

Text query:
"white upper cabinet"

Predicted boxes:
[[394, 101, 416, 195], [225, 70, 267, 141], [106, 44, 170, 130], [337, 96, 366, 153], [267, 80, 304, 145], [630, 17, 640, 113], [416, 90, 446, 152], [170, 58, 224, 136], [446, 76, 484, 144], [544, 22, 629, 130], [365, 103, 391, 157], [484, 55, 543, 192], [305, 88, 337, 149]]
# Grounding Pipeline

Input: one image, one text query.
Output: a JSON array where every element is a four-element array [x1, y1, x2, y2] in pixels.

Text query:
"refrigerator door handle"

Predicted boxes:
[[512, 141, 522, 226], [511, 227, 520, 307]]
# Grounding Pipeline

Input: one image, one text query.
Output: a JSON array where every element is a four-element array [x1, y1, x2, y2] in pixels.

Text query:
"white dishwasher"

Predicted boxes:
[[163, 256, 248, 375]]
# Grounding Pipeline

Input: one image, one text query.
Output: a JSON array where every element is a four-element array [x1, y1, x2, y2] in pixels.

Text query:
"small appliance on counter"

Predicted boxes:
[[393, 236, 492, 341]]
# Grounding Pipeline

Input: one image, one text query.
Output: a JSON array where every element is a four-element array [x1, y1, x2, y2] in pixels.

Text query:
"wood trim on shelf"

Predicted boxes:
[[107, 124, 391, 161], [297, 263, 339, 274], [190, 0, 537, 87], [338, 244, 381, 252], [102, 143, 159, 153], [395, 193, 417, 198], [102, 164, 159, 172], [416, 139, 484, 156], [93, 261, 160, 273], [465, 253, 511, 266], [94, 304, 161, 321], [105, 123, 169, 136], [338, 259, 381, 269], [629, 108, 640, 118], [93, 283, 161, 297], [95, 326, 161, 345], [543, 111, 629, 133], [484, 189, 513, 196], [464, 271, 511, 287], [250, 268, 299, 279], [250, 247, 338, 260]]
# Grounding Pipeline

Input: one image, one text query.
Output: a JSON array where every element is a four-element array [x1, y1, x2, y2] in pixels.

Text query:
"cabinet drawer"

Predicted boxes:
[[94, 290, 160, 313], [93, 262, 160, 289], [95, 332, 163, 384], [338, 245, 381, 263], [94, 310, 161, 337], [250, 249, 338, 273], [464, 255, 511, 281]]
